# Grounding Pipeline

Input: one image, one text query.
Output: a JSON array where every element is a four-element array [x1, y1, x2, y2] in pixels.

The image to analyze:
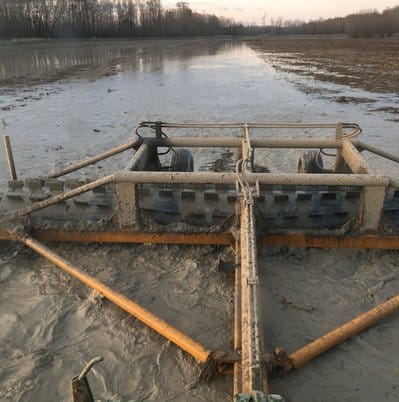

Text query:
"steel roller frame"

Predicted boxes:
[[2, 121, 399, 401]]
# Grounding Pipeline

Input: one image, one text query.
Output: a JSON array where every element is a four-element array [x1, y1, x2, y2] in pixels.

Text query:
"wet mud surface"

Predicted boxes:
[[247, 36, 399, 96], [1, 38, 399, 401]]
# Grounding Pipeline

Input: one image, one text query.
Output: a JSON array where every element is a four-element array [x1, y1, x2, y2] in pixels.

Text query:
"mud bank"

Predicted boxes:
[[247, 36, 399, 95]]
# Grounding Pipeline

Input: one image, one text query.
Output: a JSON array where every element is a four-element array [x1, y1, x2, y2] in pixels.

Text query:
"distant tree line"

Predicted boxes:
[[268, 6, 399, 37], [2, 2, 399, 39], [0, 0, 241, 39]]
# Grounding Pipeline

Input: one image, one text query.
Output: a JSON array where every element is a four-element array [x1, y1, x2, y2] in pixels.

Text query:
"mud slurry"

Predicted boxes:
[[0, 242, 233, 401], [261, 248, 399, 402]]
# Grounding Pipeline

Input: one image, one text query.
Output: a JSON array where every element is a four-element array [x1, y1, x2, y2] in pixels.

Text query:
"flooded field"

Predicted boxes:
[[1, 37, 399, 402]]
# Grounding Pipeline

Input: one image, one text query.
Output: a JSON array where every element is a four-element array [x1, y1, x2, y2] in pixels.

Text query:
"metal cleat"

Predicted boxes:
[[6, 180, 25, 200], [25, 178, 43, 191], [273, 194, 289, 203], [321, 192, 337, 200], [45, 178, 65, 192], [8, 180, 24, 191], [345, 190, 361, 199], [158, 189, 173, 199], [25, 178, 49, 202], [92, 185, 107, 194], [227, 194, 238, 203], [65, 179, 81, 189], [204, 191, 219, 201], [181, 190, 196, 200], [296, 192, 312, 201]]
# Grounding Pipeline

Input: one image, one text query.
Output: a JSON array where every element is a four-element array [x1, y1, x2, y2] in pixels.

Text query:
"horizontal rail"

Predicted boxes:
[[154, 137, 342, 149], [140, 121, 358, 129], [115, 171, 389, 186], [20, 235, 213, 364], [259, 233, 399, 250], [3, 230, 399, 251], [46, 139, 141, 179], [28, 230, 234, 245], [138, 121, 361, 137], [154, 123, 338, 129]]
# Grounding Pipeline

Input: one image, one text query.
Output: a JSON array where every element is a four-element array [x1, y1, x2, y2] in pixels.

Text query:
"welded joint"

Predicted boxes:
[[341, 141, 371, 174], [0, 218, 31, 242], [198, 350, 235, 383], [267, 348, 294, 377]]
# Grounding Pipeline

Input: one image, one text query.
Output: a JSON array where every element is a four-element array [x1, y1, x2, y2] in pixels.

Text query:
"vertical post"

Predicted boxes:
[[118, 142, 159, 230], [334, 122, 347, 173], [359, 185, 386, 232], [115, 183, 140, 229], [3, 135, 17, 180], [155, 122, 163, 139]]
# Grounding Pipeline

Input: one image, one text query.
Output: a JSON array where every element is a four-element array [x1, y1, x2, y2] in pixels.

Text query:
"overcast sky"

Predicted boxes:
[[163, 1, 399, 24]]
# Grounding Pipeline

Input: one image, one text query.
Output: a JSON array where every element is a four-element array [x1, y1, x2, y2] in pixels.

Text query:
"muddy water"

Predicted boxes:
[[1, 38, 399, 185], [1, 38, 399, 402]]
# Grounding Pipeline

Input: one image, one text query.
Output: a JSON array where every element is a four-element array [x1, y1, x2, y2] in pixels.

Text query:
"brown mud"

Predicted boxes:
[[247, 36, 399, 97]]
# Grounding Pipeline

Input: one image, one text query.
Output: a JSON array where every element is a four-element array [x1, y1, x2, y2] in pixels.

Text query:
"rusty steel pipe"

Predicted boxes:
[[4, 230, 399, 251], [3, 135, 17, 180], [288, 292, 399, 369], [28, 229, 234, 246], [20, 235, 212, 363], [46, 139, 141, 178], [258, 233, 399, 250]]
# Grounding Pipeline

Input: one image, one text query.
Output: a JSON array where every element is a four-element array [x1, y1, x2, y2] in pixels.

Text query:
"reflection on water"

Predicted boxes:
[[0, 39, 244, 80], [1, 37, 398, 190]]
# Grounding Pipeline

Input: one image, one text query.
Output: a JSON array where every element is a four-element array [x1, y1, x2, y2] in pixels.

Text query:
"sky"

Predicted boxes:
[[163, 1, 399, 24]]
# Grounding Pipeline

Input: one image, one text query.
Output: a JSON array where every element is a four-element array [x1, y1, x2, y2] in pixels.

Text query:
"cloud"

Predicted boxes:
[[164, 0, 399, 24]]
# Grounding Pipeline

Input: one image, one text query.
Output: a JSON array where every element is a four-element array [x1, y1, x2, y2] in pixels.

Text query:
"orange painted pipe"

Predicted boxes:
[[21, 235, 212, 363], [259, 233, 399, 250], [289, 292, 399, 369], [29, 229, 234, 246], [3, 230, 399, 251]]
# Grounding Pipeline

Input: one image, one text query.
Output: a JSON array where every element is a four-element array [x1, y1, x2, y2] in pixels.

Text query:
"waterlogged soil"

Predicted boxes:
[[2, 38, 399, 402], [247, 36, 399, 96]]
